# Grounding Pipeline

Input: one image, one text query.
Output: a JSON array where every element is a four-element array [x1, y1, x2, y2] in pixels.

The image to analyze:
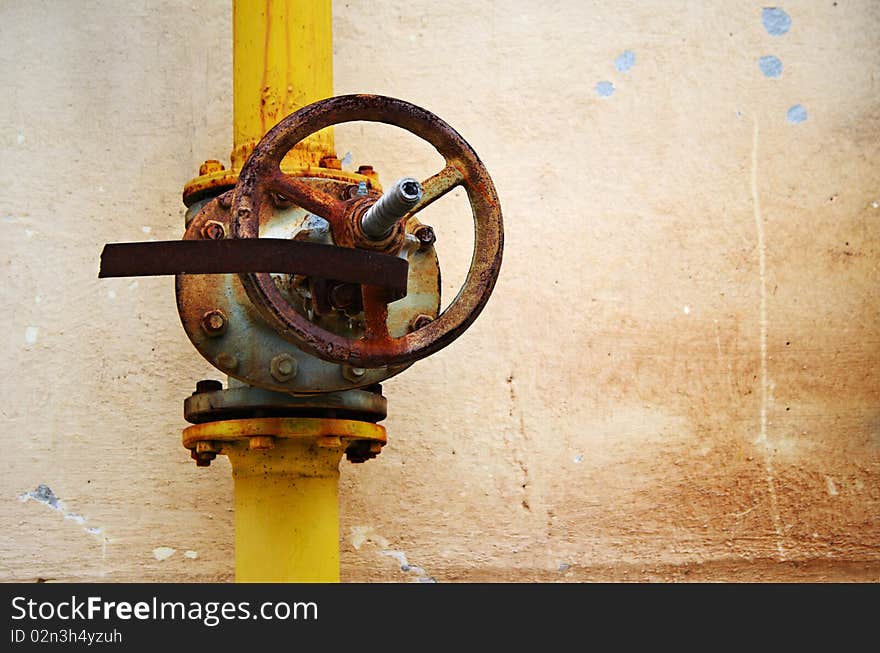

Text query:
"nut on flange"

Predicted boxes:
[[342, 365, 366, 383], [270, 353, 298, 382], [201, 220, 226, 240], [412, 224, 436, 251], [201, 310, 228, 337]]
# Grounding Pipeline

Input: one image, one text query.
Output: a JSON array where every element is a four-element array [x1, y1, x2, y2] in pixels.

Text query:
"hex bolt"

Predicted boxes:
[[201, 309, 228, 337], [329, 283, 359, 310], [215, 352, 238, 371], [201, 220, 226, 240], [194, 379, 223, 394], [320, 155, 342, 170], [249, 436, 275, 450], [342, 365, 367, 382], [345, 440, 379, 463], [356, 165, 374, 176], [195, 441, 220, 455], [360, 177, 423, 239], [412, 224, 436, 250], [191, 449, 215, 467], [270, 353, 298, 382], [199, 159, 225, 176], [408, 314, 434, 332]]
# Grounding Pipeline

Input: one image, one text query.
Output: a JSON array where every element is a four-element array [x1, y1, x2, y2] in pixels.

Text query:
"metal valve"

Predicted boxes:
[[100, 94, 504, 398]]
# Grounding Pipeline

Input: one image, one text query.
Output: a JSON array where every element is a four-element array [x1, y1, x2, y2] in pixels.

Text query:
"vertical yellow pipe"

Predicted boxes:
[[232, 0, 335, 170], [229, 0, 339, 583], [227, 440, 343, 583]]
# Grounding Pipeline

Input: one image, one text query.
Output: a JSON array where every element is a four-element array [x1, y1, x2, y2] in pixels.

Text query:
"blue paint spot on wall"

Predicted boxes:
[[786, 104, 807, 123], [595, 81, 615, 97], [758, 55, 783, 77], [762, 8, 792, 36], [615, 50, 636, 73]]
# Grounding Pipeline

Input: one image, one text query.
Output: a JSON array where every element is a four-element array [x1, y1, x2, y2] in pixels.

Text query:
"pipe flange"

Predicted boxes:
[[183, 417, 387, 466]]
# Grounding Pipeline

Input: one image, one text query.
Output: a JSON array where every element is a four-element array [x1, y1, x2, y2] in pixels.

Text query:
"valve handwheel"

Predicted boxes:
[[233, 94, 504, 368]]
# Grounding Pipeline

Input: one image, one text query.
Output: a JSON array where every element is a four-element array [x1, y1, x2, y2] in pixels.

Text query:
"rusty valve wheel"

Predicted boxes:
[[232, 94, 503, 369]]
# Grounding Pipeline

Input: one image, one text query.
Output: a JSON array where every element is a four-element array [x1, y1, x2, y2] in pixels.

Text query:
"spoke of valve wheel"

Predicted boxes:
[[267, 172, 343, 219], [407, 164, 465, 217], [361, 285, 391, 342]]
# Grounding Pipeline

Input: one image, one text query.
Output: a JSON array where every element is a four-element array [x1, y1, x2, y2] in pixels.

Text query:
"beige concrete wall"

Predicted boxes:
[[1, 0, 877, 582]]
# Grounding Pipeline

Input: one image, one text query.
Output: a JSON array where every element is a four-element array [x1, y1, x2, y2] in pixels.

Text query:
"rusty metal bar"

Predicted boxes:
[[98, 239, 409, 299]]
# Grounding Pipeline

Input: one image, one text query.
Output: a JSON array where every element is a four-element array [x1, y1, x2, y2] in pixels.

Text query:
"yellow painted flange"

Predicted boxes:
[[182, 165, 380, 207], [183, 416, 386, 463]]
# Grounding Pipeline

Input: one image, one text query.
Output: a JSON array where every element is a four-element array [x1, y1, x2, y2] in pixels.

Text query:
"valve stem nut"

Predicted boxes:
[[270, 353, 298, 382], [408, 314, 434, 332], [201, 309, 228, 337], [412, 224, 436, 251]]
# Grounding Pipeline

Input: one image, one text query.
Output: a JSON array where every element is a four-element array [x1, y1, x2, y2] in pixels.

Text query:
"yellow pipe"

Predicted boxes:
[[232, 0, 335, 170], [227, 0, 339, 583], [226, 440, 343, 583]]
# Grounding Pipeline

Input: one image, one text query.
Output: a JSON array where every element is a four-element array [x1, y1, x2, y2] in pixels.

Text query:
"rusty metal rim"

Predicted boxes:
[[232, 94, 503, 368]]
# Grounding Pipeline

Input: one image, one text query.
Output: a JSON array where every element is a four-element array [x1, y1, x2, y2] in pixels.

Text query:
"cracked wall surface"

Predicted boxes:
[[1, 0, 878, 582]]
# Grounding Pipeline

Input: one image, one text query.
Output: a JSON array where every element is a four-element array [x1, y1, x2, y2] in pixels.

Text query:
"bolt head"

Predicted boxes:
[[408, 313, 434, 332], [329, 283, 358, 310], [270, 353, 298, 382], [413, 224, 436, 250], [201, 220, 226, 240], [215, 352, 238, 371], [342, 365, 367, 382], [320, 155, 342, 170], [201, 309, 228, 336], [194, 379, 222, 394], [199, 159, 225, 176], [413, 224, 437, 250]]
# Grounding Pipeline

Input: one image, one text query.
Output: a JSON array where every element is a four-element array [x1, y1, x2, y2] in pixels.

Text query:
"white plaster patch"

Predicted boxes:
[[379, 549, 435, 583], [184, 550, 199, 559], [24, 229, 34, 238], [128, 280, 139, 290], [153, 547, 176, 561], [350, 525, 389, 550], [107, 290, 116, 300], [872, 201, 879, 209], [683, 305, 691, 315], [825, 476, 839, 497], [573, 454, 583, 463], [18, 484, 108, 547], [34, 295, 42, 304], [16, 131, 25, 144], [352, 526, 435, 582], [141, 226, 152, 234], [24, 326, 39, 344]]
